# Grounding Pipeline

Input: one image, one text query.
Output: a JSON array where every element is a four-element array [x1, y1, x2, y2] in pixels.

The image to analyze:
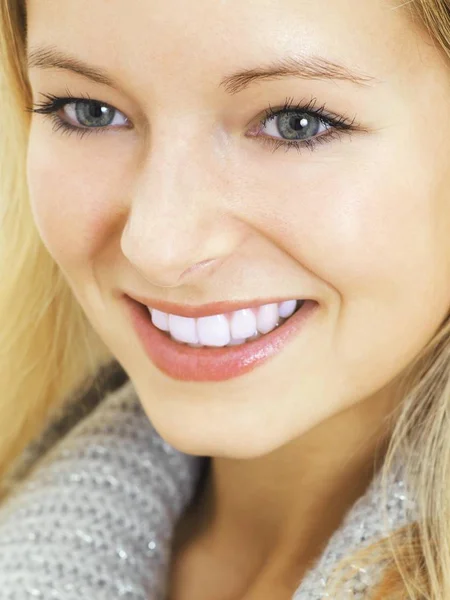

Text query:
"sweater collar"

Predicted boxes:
[[1, 375, 418, 599]]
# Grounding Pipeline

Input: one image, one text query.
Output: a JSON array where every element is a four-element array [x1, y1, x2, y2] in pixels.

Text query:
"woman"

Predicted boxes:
[[0, 0, 449, 597]]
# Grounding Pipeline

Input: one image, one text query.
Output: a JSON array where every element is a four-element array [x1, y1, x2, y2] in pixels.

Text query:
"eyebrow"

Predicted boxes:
[[220, 56, 377, 94], [27, 45, 377, 94], [27, 45, 119, 88]]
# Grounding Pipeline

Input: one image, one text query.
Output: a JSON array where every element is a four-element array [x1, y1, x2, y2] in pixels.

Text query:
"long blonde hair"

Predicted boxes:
[[0, 1, 113, 484], [1, 1, 450, 597]]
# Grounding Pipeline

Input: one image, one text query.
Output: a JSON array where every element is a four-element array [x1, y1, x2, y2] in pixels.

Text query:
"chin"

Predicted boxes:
[[125, 363, 329, 460], [137, 397, 312, 460], [152, 427, 288, 460]]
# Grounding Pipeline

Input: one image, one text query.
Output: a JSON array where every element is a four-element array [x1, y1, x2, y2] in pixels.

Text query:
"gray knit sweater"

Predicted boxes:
[[0, 364, 418, 599]]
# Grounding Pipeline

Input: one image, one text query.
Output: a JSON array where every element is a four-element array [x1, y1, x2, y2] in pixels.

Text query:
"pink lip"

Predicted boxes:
[[125, 295, 318, 382]]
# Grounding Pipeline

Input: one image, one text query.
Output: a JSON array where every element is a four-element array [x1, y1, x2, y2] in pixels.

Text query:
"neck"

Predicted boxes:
[[176, 382, 401, 595]]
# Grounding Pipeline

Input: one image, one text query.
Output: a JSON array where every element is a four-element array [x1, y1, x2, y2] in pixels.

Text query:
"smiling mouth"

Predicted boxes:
[[146, 299, 306, 349], [126, 296, 318, 382]]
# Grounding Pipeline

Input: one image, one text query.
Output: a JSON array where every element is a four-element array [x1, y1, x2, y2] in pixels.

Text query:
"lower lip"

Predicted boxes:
[[125, 297, 318, 382]]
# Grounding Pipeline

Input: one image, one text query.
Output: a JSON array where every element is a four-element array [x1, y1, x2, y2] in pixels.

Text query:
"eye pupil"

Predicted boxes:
[[292, 117, 309, 131], [91, 104, 104, 118]]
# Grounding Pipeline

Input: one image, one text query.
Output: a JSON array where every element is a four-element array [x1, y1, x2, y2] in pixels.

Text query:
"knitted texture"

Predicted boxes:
[[294, 458, 418, 599], [0, 377, 204, 599], [0, 375, 418, 599]]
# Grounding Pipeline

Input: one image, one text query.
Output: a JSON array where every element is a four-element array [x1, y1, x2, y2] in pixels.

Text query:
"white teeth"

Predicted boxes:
[[150, 308, 170, 332], [169, 314, 199, 344], [197, 314, 231, 347], [148, 299, 302, 348], [230, 308, 257, 340], [256, 303, 279, 335], [247, 331, 263, 342], [279, 300, 298, 319], [228, 337, 247, 346]]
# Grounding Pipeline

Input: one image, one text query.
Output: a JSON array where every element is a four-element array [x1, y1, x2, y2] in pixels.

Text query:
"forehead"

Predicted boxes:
[[26, 0, 419, 96]]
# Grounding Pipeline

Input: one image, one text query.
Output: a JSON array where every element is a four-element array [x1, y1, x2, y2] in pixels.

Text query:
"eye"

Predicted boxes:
[[26, 92, 130, 138], [261, 110, 329, 142], [245, 97, 359, 153], [60, 99, 128, 129]]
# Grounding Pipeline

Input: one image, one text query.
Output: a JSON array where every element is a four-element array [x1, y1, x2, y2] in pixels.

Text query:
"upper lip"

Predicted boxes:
[[125, 293, 304, 318]]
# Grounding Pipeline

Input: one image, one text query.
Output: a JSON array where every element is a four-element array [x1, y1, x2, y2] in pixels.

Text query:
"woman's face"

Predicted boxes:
[[26, 0, 450, 458]]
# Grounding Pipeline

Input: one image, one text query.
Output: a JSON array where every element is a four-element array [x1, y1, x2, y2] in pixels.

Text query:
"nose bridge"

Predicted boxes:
[[121, 134, 232, 288]]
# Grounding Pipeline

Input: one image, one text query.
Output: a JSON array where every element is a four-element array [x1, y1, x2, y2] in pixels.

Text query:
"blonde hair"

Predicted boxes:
[[0, 2, 113, 485], [1, 1, 450, 597]]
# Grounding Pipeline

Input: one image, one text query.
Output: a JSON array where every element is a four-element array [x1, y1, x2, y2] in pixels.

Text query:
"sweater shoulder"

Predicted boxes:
[[0, 362, 204, 599]]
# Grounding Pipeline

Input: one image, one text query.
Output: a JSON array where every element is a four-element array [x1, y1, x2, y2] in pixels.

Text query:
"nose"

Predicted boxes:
[[121, 140, 242, 289]]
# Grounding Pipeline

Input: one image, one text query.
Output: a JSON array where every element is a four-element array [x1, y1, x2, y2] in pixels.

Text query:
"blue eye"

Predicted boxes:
[[66, 99, 127, 128], [27, 91, 360, 152], [26, 91, 130, 139], [248, 96, 359, 153], [262, 111, 329, 141]]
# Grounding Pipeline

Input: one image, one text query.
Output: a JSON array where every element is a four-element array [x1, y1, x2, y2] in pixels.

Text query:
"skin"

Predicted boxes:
[[25, 0, 450, 597]]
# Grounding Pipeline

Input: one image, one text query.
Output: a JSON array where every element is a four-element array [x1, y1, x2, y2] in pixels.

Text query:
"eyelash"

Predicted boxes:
[[255, 96, 358, 153], [26, 89, 360, 154]]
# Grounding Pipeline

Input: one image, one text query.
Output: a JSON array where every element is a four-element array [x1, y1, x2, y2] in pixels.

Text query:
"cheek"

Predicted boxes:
[[239, 141, 450, 381], [242, 155, 442, 297], [26, 131, 127, 271]]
